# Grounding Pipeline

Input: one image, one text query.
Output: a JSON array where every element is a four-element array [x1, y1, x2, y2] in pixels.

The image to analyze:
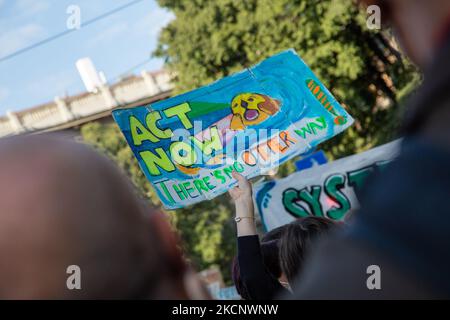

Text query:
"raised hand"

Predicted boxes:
[[229, 171, 252, 202]]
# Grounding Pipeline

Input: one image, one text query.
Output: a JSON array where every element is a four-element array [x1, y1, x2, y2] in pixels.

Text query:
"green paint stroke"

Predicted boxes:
[[187, 101, 230, 119]]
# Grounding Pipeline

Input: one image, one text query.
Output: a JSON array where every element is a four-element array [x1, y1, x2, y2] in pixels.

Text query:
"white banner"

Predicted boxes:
[[254, 140, 401, 231]]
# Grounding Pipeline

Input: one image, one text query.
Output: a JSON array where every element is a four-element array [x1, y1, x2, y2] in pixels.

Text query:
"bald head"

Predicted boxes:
[[0, 135, 183, 299]]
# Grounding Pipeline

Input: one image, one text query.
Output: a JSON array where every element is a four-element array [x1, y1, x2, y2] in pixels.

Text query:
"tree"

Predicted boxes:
[[155, 0, 419, 157], [82, 0, 419, 284]]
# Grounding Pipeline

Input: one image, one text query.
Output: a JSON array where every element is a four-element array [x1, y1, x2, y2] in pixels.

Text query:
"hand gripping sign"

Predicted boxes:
[[112, 49, 354, 209]]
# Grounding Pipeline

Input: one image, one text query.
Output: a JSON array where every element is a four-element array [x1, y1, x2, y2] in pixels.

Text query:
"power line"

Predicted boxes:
[[0, 0, 146, 64]]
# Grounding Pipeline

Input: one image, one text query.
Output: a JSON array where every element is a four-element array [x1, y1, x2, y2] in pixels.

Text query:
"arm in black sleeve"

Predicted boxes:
[[237, 235, 288, 299]]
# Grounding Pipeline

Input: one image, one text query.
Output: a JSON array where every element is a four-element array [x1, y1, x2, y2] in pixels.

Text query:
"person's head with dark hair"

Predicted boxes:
[[279, 217, 338, 285], [260, 225, 287, 281], [231, 256, 250, 300], [0, 135, 209, 299], [261, 225, 285, 242], [232, 225, 288, 298]]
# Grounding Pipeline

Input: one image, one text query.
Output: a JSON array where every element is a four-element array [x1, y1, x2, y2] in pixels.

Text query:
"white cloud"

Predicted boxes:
[[133, 7, 175, 38], [0, 0, 49, 55], [0, 0, 49, 28], [26, 70, 77, 98], [86, 21, 130, 47], [84, 6, 174, 50], [16, 0, 49, 17], [0, 23, 47, 58], [0, 87, 9, 103]]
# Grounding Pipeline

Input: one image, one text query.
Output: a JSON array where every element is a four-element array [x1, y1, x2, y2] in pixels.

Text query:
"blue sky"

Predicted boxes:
[[0, 0, 174, 115]]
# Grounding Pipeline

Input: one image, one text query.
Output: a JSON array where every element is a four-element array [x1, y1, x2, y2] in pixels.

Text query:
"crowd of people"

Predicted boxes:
[[0, 0, 449, 299]]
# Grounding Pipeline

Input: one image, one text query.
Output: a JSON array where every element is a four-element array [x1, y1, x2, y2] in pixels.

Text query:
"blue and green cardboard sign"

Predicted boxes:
[[112, 49, 354, 209]]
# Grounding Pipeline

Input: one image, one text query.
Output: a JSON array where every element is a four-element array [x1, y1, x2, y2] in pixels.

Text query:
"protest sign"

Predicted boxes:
[[113, 49, 353, 209], [254, 140, 401, 231], [295, 150, 328, 171]]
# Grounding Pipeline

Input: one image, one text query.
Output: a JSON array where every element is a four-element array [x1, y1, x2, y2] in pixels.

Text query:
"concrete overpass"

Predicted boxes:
[[0, 69, 174, 138]]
